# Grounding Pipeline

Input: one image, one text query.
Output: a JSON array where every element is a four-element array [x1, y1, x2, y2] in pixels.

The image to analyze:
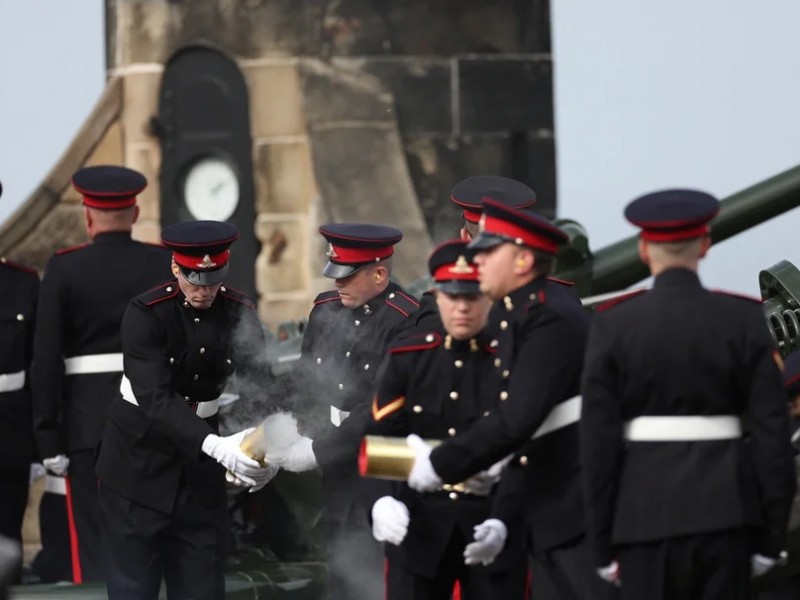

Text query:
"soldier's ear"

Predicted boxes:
[[170, 260, 181, 278]]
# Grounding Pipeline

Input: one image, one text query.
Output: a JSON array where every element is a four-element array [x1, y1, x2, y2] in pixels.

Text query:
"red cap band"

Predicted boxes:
[[640, 224, 710, 242], [173, 249, 231, 270], [433, 263, 479, 282], [82, 195, 137, 209], [462, 209, 481, 224], [329, 244, 394, 264], [483, 215, 559, 253]]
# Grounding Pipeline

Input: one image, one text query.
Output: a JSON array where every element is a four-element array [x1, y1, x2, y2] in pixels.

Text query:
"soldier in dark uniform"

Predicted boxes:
[[268, 223, 419, 599], [406, 200, 617, 599], [30, 165, 172, 582], [0, 254, 38, 582], [580, 189, 796, 600], [95, 220, 277, 600], [407, 175, 536, 334], [367, 239, 528, 599]]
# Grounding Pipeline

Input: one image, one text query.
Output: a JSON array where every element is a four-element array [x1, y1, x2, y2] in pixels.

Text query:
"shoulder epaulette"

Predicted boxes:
[[546, 276, 574, 287], [389, 331, 441, 354], [55, 243, 89, 256], [219, 285, 256, 309], [314, 289, 341, 306], [0, 257, 37, 276], [596, 289, 648, 313], [524, 290, 547, 312], [385, 289, 420, 318], [141, 281, 179, 306], [710, 289, 761, 304]]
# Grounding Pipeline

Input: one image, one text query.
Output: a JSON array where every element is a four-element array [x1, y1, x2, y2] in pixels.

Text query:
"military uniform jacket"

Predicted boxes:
[[95, 280, 269, 514], [32, 232, 172, 457], [368, 328, 527, 578], [581, 267, 796, 564], [430, 275, 590, 552], [0, 259, 39, 468]]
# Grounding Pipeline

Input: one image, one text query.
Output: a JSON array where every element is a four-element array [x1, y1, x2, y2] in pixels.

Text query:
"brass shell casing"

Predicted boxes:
[[358, 435, 441, 480]]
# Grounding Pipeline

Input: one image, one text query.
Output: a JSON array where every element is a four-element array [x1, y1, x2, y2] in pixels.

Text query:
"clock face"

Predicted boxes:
[[183, 157, 240, 221]]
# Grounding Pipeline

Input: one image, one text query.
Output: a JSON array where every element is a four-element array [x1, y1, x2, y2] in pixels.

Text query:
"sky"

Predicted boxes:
[[1, 0, 799, 295]]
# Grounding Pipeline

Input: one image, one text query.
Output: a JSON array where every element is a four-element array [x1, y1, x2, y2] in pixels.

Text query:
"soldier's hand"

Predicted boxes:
[[463, 455, 512, 496], [42, 454, 69, 477], [268, 436, 317, 472], [406, 434, 442, 492], [202, 429, 264, 486], [371, 496, 409, 546], [596, 560, 621, 586], [248, 463, 280, 493], [464, 519, 507, 566], [751, 553, 779, 578]]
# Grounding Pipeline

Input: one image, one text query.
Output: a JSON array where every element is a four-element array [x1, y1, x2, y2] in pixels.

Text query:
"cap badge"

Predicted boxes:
[[197, 254, 217, 269], [449, 255, 474, 275], [327, 244, 339, 258]]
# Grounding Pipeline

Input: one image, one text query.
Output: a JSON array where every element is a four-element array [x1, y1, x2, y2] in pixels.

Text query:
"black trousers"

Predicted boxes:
[[0, 467, 29, 543], [68, 450, 105, 581], [98, 480, 228, 600], [617, 528, 752, 600], [0, 467, 28, 585], [31, 480, 72, 583], [530, 534, 619, 600], [385, 527, 529, 600]]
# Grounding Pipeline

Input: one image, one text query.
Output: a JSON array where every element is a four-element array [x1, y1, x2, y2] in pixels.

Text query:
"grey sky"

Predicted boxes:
[[1, 0, 799, 294]]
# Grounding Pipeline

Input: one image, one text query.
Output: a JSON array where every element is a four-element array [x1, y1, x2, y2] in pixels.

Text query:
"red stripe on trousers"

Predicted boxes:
[[64, 477, 83, 583]]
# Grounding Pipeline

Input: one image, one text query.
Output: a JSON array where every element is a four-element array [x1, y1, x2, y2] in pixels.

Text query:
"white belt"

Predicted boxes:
[[44, 475, 66, 495], [624, 415, 742, 442], [532, 395, 582, 440], [120, 375, 220, 418], [64, 353, 124, 375], [0, 370, 25, 393], [331, 405, 351, 427]]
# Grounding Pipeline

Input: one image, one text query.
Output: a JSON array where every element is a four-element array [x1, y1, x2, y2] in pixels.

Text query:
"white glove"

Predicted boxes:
[[464, 518, 507, 566], [43, 455, 69, 477], [371, 496, 410, 546], [406, 434, 443, 492], [751, 553, 778, 578], [268, 436, 317, 472], [463, 455, 513, 496], [596, 560, 621, 586], [202, 428, 268, 486]]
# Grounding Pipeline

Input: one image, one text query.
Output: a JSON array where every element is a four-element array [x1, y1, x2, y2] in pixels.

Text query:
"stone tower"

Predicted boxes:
[[0, 0, 555, 329]]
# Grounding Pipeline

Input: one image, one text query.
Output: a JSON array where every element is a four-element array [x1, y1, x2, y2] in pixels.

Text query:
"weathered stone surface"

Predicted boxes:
[[125, 141, 162, 221], [244, 61, 305, 139], [10, 204, 87, 270], [258, 295, 314, 331], [334, 58, 452, 133], [132, 218, 162, 245], [253, 139, 319, 214], [255, 214, 309, 294], [299, 59, 393, 127], [458, 57, 553, 133], [404, 133, 557, 242], [121, 70, 163, 145]]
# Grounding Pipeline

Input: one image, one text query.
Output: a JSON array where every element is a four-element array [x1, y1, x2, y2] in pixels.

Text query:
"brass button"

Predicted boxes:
[[221, 286, 227, 293], [184, 396, 191, 401], [519, 455, 528, 466], [364, 363, 370, 370], [412, 405, 422, 413], [345, 351, 351, 358], [500, 391, 509, 401], [447, 427, 456, 437], [16, 313, 24, 321], [338, 384, 344, 390], [448, 492, 458, 500], [490, 339, 498, 348], [500, 320, 508, 330], [316, 357, 322, 364], [193, 374, 199, 381], [389, 293, 396, 299], [425, 334, 434, 343], [449, 391, 459, 400], [503, 369, 510, 378], [194, 317, 200, 323], [494, 358, 501, 367], [226, 359, 232, 364], [454, 360, 463, 368], [169, 357, 175, 364], [200, 347, 206, 354], [166, 286, 173, 293], [483, 410, 490, 417], [354, 320, 361, 326]]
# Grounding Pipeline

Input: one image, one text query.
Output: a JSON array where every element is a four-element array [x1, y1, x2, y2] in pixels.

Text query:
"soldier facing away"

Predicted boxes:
[[580, 189, 796, 599]]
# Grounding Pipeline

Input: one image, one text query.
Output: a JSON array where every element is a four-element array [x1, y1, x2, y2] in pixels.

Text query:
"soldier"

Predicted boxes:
[[367, 240, 528, 599], [405, 200, 616, 599], [268, 223, 420, 599], [95, 220, 277, 600], [30, 165, 172, 582], [580, 190, 796, 599], [407, 175, 536, 333], [0, 255, 38, 582]]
